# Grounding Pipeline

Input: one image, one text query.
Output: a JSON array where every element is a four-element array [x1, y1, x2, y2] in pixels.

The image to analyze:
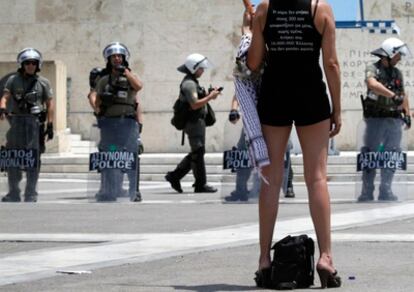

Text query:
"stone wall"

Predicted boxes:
[[0, 0, 413, 152]]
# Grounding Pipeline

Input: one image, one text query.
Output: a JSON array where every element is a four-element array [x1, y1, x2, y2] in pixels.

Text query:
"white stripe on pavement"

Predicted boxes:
[[1, 233, 414, 244]]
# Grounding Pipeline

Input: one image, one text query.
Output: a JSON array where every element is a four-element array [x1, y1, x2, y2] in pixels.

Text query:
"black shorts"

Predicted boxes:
[[258, 81, 331, 126]]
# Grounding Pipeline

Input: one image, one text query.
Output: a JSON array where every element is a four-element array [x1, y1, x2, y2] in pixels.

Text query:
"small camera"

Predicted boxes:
[[115, 65, 126, 74], [208, 86, 224, 93], [229, 109, 240, 122]]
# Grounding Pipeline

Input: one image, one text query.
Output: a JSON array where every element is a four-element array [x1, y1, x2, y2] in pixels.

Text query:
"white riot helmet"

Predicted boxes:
[[102, 42, 130, 61], [177, 53, 213, 74], [371, 38, 412, 59], [17, 48, 42, 69]]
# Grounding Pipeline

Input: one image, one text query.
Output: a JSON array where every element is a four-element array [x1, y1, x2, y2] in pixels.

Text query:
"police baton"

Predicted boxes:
[[360, 94, 366, 116]]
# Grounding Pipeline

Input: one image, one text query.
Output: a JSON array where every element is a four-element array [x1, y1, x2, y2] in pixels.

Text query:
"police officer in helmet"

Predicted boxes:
[[92, 42, 143, 116], [165, 53, 221, 193], [358, 38, 412, 202], [0, 48, 55, 202], [89, 42, 143, 202]]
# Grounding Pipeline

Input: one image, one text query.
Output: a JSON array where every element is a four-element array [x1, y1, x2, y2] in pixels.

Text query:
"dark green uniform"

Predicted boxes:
[[94, 72, 140, 201], [359, 60, 404, 201], [363, 60, 404, 117], [166, 74, 215, 192], [180, 75, 207, 149], [3, 72, 53, 202], [96, 73, 137, 118]]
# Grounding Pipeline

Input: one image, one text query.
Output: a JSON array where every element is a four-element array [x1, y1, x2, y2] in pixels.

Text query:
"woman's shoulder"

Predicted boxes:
[[314, 0, 334, 15], [255, 1, 269, 17]]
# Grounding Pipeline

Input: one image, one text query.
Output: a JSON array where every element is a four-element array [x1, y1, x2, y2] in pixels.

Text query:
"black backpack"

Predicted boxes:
[[271, 235, 315, 290], [171, 98, 190, 130]]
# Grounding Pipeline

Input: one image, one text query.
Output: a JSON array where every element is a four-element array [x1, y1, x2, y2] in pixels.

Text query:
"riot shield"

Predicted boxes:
[[355, 118, 408, 202], [0, 115, 40, 202], [88, 117, 139, 202], [221, 124, 258, 203], [221, 122, 291, 203]]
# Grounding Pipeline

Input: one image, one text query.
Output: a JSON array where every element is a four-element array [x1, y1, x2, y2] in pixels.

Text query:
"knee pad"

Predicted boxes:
[[191, 146, 205, 162]]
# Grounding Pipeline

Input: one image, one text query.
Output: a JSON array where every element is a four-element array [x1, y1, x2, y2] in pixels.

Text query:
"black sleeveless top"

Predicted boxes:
[[258, 0, 330, 126]]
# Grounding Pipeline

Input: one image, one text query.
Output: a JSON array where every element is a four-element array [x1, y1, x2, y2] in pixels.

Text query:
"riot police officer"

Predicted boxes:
[[165, 53, 221, 193], [87, 66, 144, 201], [0, 48, 54, 202], [358, 38, 412, 202], [90, 42, 143, 202]]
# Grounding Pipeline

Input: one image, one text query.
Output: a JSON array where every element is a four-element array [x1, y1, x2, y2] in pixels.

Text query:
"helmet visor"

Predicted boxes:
[[396, 44, 412, 58], [17, 48, 42, 64], [103, 43, 130, 60], [193, 57, 213, 71]]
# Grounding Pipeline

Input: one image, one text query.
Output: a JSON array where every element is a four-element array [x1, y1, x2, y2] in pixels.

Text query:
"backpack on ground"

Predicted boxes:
[[271, 234, 315, 290]]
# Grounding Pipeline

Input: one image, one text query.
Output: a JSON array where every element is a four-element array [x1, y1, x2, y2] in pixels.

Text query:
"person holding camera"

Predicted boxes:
[[90, 42, 143, 202], [0, 48, 54, 202], [225, 95, 296, 202], [165, 53, 221, 193], [225, 95, 261, 201], [358, 38, 411, 202]]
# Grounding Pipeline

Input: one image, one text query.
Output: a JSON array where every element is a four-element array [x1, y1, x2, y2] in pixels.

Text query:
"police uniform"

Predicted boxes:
[[95, 72, 139, 201], [165, 53, 217, 193], [166, 72, 219, 193], [167, 74, 210, 191], [359, 60, 404, 201], [3, 72, 53, 201]]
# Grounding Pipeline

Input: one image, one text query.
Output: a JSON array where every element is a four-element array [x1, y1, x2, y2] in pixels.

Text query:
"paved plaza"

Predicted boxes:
[[0, 178, 414, 291]]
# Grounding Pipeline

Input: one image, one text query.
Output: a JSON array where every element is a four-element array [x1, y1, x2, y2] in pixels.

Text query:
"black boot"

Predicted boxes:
[[1, 193, 21, 202], [129, 157, 142, 202], [165, 171, 183, 193], [378, 169, 398, 201], [191, 147, 217, 193], [2, 168, 22, 202], [284, 164, 295, 198], [165, 154, 192, 193], [285, 187, 295, 198], [378, 189, 398, 201], [195, 184, 217, 193], [25, 167, 39, 202], [131, 192, 142, 202], [357, 169, 375, 202], [224, 191, 248, 201]]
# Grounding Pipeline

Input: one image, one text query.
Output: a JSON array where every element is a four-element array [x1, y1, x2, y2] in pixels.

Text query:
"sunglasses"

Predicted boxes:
[[23, 60, 38, 66]]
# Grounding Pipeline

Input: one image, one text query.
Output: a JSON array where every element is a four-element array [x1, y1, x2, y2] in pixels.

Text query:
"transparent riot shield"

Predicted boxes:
[[221, 121, 293, 203], [221, 123, 259, 203], [88, 117, 139, 202], [0, 115, 40, 202], [355, 118, 408, 202]]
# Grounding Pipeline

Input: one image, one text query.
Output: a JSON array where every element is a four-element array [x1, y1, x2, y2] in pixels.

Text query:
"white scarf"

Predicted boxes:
[[233, 34, 270, 170]]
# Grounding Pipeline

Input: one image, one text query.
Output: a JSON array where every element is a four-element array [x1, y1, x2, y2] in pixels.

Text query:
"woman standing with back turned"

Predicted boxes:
[[247, 0, 341, 288]]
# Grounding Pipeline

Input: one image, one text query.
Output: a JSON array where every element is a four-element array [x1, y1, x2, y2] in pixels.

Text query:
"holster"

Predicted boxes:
[[361, 95, 400, 118]]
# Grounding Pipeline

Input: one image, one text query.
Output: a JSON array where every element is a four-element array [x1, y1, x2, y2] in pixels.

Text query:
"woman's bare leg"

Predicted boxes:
[[258, 125, 291, 269], [296, 119, 335, 271]]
